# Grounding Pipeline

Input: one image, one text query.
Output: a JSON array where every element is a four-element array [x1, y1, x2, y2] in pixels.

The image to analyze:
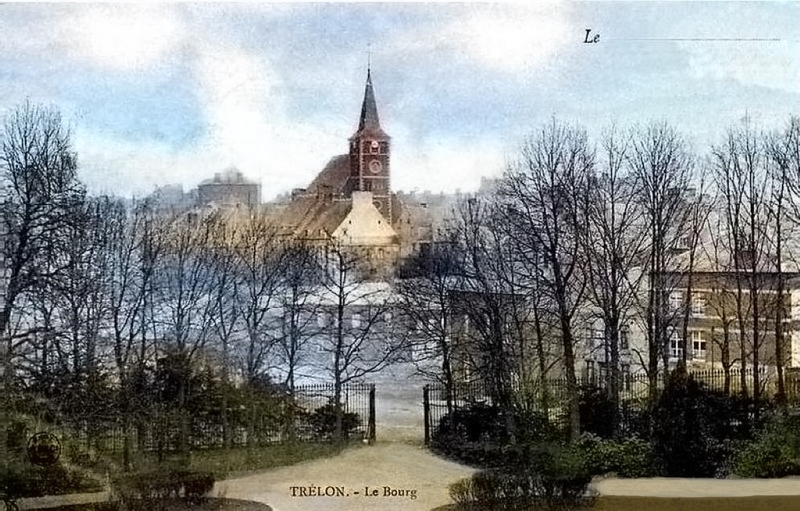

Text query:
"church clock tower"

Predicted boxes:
[[348, 68, 392, 222]]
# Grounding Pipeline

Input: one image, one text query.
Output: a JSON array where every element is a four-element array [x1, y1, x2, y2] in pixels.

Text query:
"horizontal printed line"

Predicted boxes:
[[607, 38, 781, 42]]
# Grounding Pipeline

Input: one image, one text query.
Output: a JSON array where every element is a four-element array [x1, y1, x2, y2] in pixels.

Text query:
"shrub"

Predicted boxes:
[[449, 442, 594, 510], [112, 469, 215, 509], [732, 412, 800, 478], [432, 404, 563, 468], [619, 399, 651, 439], [0, 463, 98, 498], [578, 385, 617, 439], [650, 371, 759, 477], [577, 433, 655, 478], [308, 402, 360, 441]]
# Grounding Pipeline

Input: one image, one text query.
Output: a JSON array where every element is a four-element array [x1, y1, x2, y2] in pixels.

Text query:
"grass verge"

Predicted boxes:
[[107, 441, 355, 480]]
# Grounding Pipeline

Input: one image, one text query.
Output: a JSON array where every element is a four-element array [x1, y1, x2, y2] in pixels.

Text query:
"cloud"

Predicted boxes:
[[76, 34, 348, 199], [387, 3, 573, 74], [391, 130, 506, 194], [60, 4, 185, 72], [189, 40, 347, 195], [682, 41, 800, 94]]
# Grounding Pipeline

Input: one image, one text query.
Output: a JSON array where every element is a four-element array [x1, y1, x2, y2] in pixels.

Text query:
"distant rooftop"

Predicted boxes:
[[199, 166, 257, 186]]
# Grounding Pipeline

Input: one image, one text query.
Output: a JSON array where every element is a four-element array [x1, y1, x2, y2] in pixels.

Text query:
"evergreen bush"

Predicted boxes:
[[732, 412, 800, 478], [650, 371, 759, 477]]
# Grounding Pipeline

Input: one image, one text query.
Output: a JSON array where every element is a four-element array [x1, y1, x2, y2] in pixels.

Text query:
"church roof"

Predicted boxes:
[[274, 194, 351, 239], [352, 69, 389, 140], [307, 154, 350, 194]]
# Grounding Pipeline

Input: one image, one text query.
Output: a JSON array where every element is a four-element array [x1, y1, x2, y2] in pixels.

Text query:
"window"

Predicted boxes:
[[620, 328, 630, 351], [621, 364, 632, 391], [670, 333, 683, 359], [598, 361, 609, 383], [691, 294, 705, 316], [585, 360, 595, 380], [351, 313, 362, 329], [669, 291, 683, 311], [692, 331, 707, 360], [591, 328, 607, 362]]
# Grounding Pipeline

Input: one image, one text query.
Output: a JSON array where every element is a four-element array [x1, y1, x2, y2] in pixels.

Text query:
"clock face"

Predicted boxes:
[[369, 159, 383, 174]]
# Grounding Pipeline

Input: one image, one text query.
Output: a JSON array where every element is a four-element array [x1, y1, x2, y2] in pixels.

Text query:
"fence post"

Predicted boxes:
[[368, 384, 376, 445], [423, 385, 430, 446]]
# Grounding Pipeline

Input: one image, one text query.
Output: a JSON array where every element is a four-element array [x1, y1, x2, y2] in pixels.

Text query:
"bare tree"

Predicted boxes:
[[447, 196, 520, 419], [316, 240, 403, 441], [26, 194, 119, 444], [230, 212, 285, 384], [0, 102, 84, 376], [274, 240, 323, 394], [582, 126, 647, 437], [0, 102, 84, 465], [104, 197, 161, 468], [396, 229, 463, 414], [151, 212, 218, 454], [499, 118, 593, 441], [711, 118, 772, 402], [677, 175, 713, 372], [702, 210, 739, 394], [628, 122, 694, 400], [205, 213, 241, 448], [766, 116, 800, 404]]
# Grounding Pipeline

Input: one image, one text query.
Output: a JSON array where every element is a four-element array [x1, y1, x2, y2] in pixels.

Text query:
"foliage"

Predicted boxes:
[[0, 462, 100, 499], [308, 402, 361, 441], [111, 469, 215, 509], [732, 412, 800, 478], [578, 385, 617, 439], [618, 399, 652, 439], [173, 442, 348, 478], [449, 442, 593, 510], [576, 433, 655, 478], [650, 371, 760, 477], [431, 403, 563, 468]]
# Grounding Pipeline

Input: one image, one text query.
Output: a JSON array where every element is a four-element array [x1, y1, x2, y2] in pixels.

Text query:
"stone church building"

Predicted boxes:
[[271, 70, 417, 279]]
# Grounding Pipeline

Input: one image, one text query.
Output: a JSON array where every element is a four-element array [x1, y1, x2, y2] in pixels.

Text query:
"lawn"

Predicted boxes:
[[99, 441, 356, 480], [26, 498, 271, 511], [182, 441, 353, 479]]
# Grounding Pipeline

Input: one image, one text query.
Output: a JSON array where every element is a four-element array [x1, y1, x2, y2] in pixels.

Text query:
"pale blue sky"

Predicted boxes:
[[0, 2, 797, 200]]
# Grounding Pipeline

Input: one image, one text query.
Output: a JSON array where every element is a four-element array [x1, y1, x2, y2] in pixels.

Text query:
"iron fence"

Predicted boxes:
[[423, 368, 800, 445], [55, 382, 375, 456]]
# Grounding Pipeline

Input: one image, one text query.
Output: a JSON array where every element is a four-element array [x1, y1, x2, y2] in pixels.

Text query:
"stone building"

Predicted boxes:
[[196, 167, 261, 209], [272, 69, 408, 280]]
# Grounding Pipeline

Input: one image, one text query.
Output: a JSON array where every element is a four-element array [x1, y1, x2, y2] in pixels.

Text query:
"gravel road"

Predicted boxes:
[[213, 442, 476, 511]]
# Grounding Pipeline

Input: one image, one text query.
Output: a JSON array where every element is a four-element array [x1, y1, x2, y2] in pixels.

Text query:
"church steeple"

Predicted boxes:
[[354, 68, 387, 138], [348, 68, 392, 222]]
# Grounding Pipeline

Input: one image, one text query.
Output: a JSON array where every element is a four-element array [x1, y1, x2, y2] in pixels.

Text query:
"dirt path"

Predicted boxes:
[[213, 442, 476, 511]]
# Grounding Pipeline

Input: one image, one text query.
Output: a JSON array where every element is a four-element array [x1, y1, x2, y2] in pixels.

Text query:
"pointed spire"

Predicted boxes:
[[357, 67, 381, 133]]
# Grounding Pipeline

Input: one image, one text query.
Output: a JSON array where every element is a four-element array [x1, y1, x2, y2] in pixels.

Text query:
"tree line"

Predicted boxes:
[[0, 102, 405, 466], [402, 115, 800, 442], [1, 101, 798, 457]]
